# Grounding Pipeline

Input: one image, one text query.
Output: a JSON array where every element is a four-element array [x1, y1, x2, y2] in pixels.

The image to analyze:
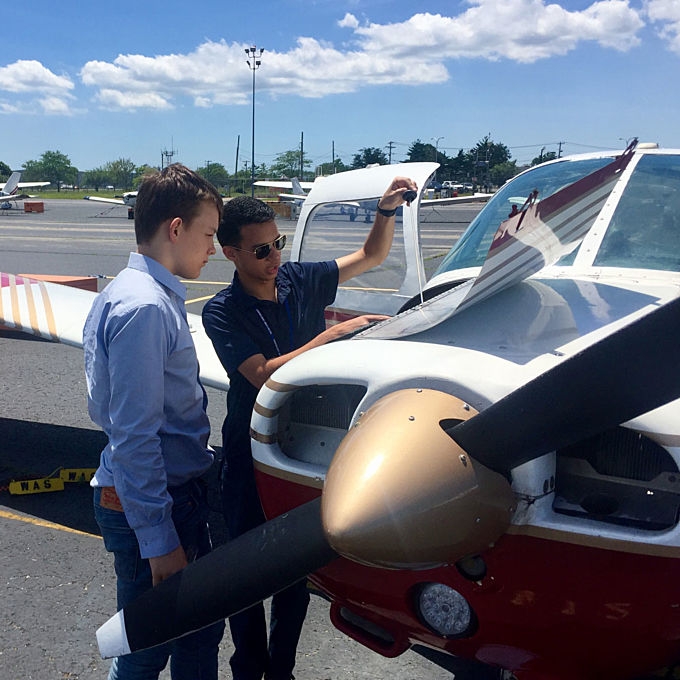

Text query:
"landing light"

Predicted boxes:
[[417, 583, 472, 637]]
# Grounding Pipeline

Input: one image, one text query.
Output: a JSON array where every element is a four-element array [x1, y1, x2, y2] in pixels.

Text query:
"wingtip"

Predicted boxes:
[[96, 610, 131, 659]]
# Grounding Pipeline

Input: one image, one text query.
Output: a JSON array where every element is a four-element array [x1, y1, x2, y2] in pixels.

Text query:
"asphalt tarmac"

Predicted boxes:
[[0, 198, 487, 680]]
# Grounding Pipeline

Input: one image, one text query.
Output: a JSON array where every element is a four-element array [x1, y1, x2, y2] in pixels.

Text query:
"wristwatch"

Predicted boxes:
[[376, 201, 397, 217]]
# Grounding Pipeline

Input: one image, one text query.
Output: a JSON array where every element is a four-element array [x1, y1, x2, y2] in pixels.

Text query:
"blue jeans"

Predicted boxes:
[[94, 480, 225, 680], [221, 451, 310, 680]]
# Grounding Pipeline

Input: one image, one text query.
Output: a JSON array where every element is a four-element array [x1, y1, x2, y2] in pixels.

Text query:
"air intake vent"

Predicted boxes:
[[278, 384, 367, 467], [558, 427, 677, 481], [287, 384, 366, 430], [554, 427, 680, 530]]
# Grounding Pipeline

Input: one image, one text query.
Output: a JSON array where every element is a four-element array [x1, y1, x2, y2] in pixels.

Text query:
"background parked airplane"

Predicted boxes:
[[83, 191, 138, 219], [0, 171, 50, 208]]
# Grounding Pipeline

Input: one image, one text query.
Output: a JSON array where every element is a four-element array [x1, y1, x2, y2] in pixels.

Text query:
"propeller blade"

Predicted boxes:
[[97, 497, 336, 658], [448, 296, 680, 475]]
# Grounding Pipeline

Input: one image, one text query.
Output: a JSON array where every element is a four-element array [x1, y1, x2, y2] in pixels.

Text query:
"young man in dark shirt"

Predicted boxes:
[[202, 176, 416, 680]]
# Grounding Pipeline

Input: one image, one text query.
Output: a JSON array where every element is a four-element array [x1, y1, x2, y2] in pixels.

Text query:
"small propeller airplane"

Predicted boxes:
[[83, 190, 138, 219], [3, 142, 680, 679], [0, 171, 50, 209]]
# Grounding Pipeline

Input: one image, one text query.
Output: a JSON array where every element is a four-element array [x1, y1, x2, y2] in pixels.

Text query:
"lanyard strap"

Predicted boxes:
[[255, 299, 293, 357]]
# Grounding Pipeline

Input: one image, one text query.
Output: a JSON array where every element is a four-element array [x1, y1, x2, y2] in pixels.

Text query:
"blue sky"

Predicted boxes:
[[2, 0, 679, 173]]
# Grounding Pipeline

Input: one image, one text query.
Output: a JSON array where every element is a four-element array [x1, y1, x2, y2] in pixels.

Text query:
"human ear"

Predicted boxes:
[[223, 245, 237, 262], [168, 217, 183, 243]]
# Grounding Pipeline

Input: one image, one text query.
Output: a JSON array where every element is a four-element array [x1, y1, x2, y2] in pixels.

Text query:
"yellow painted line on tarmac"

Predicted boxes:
[[186, 294, 216, 305], [98, 275, 229, 286], [183, 280, 230, 285], [0, 509, 102, 539]]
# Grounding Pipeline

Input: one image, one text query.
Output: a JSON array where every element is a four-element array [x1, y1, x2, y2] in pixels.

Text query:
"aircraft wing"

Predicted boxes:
[[0, 194, 32, 203], [0, 273, 229, 390], [276, 192, 307, 203], [421, 192, 493, 206], [17, 182, 50, 189], [83, 196, 126, 205], [254, 180, 315, 191]]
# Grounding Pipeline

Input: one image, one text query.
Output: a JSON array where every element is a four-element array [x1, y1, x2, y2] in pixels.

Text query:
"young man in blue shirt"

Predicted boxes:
[[84, 164, 225, 680], [202, 175, 416, 680]]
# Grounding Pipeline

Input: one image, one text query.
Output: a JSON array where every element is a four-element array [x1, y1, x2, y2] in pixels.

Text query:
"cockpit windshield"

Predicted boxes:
[[434, 157, 612, 276], [594, 154, 680, 272]]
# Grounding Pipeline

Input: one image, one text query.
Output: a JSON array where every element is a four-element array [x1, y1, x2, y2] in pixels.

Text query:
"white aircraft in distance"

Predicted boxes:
[[6, 149, 680, 679], [255, 175, 492, 210], [83, 191, 138, 219], [0, 171, 50, 208]]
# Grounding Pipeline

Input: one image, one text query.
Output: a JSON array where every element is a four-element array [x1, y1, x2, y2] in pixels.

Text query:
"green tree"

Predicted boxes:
[[106, 158, 136, 190], [27, 150, 77, 191], [464, 136, 511, 187], [196, 162, 229, 189], [405, 140, 445, 164], [351, 147, 388, 169], [441, 149, 473, 183], [317, 159, 348, 175], [489, 161, 519, 187], [270, 150, 311, 179], [20, 159, 45, 182], [531, 150, 558, 166], [469, 135, 511, 169], [132, 164, 159, 189], [83, 166, 111, 191], [0, 160, 11, 180]]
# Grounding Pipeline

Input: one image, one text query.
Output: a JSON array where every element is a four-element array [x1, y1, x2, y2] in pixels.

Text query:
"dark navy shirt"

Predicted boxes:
[[202, 260, 339, 457]]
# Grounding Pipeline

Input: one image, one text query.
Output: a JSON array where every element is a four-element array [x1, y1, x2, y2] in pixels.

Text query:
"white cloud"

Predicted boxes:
[[338, 12, 359, 29], [0, 60, 76, 116], [78, 1, 646, 111], [0, 59, 74, 94], [645, 0, 680, 53], [39, 96, 73, 115], [95, 89, 173, 110], [79, 36, 446, 111], [0, 100, 21, 114], [345, 0, 644, 63]]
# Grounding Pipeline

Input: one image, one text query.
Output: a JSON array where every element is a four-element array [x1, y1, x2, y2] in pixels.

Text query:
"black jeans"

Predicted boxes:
[[221, 451, 310, 680]]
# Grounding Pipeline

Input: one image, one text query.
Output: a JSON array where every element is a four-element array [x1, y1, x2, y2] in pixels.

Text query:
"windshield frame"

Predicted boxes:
[[431, 149, 680, 284]]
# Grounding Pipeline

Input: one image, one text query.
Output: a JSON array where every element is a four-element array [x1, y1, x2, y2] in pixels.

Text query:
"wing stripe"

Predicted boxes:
[[21, 276, 40, 335], [9, 274, 21, 329], [38, 280, 58, 340]]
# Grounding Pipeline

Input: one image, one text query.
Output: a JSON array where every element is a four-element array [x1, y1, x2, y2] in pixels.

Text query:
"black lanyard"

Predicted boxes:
[[255, 298, 293, 357]]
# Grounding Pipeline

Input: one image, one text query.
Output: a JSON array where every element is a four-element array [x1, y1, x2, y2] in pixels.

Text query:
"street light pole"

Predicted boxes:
[[431, 136, 444, 181], [246, 46, 264, 197]]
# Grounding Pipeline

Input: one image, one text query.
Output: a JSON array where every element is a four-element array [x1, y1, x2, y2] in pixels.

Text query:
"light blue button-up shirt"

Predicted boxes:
[[85, 252, 213, 558]]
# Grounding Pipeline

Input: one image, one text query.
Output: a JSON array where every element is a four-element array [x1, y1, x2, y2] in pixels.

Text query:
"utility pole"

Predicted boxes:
[[431, 136, 444, 181], [332, 141, 335, 173], [386, 141, 395, 164], [246, 46, 264, 197], [558, 141, 564, 158], [299, 131, 304, 179], [233, 135, 240, 196]]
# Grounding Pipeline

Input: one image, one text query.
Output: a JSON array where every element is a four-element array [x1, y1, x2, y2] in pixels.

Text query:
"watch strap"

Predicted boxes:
[[376, 202, 397, 217]]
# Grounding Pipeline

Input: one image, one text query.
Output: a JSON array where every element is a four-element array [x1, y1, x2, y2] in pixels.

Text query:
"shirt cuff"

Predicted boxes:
[[134, 517, 180, 560]]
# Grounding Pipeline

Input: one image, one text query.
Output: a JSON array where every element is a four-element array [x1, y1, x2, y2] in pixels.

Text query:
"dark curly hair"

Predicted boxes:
[[217, 195, 276, 247]]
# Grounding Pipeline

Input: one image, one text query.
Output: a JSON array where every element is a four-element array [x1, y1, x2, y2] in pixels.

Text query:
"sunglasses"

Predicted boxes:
[[233, 234, 287, 259]]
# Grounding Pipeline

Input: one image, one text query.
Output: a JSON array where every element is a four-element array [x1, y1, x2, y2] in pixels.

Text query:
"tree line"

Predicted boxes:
[[1, 137, 555, 193]]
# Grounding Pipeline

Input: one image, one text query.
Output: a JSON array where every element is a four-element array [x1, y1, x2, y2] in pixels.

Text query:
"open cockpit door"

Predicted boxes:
[[289, 163, 438, 318]]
